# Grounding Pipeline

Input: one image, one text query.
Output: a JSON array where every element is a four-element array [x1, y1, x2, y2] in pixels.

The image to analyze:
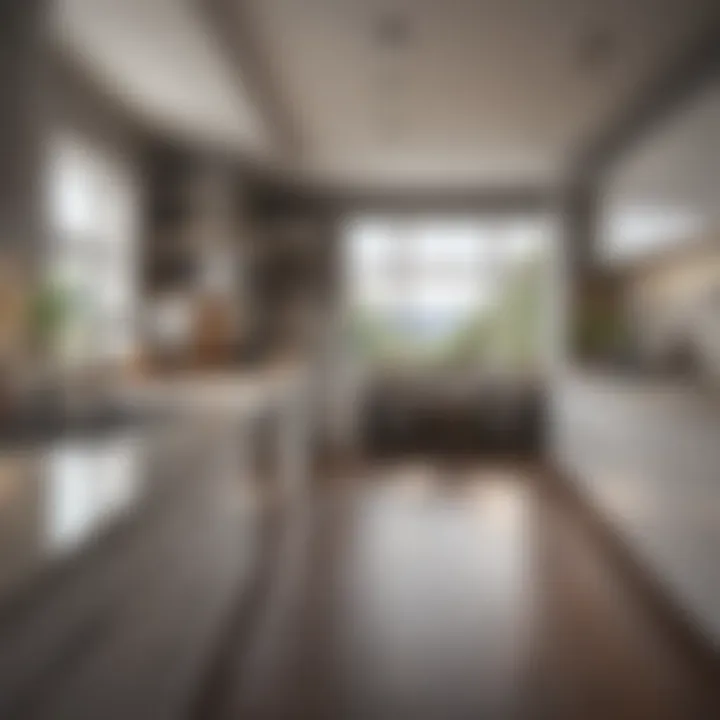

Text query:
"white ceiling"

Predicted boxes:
[[54, 0, 271, 155], [55, 0, 718, 190], [239, 0, 717, 189]]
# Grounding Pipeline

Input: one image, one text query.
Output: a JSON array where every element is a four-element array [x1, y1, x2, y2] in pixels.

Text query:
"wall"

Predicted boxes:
[[0, 1, 46, 263], [0, 0, 49, 379], [599, 79, 720, 264], [49, 55, 144, 176], [627, 242, 720, 377], [597, 79, 720, 372], [553, 75, 720, 649]]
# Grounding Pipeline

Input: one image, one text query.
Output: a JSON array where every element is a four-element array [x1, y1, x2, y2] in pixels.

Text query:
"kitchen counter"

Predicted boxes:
[[118, 364, 308, 414], [0, 423, 206, 611], [0, 419, 267, 718], [0, 364, 313, 627], [117, 364, 313, 494], [551, 368, 720, 648]]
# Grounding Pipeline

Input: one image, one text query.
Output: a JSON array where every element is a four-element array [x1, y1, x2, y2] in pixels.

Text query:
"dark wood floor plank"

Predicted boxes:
[[2, 449, 718, 720]]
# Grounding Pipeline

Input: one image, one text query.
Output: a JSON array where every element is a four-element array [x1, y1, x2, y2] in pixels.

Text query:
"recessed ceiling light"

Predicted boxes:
[[577, 26, 617, 72], [374, 13, 411, 50]]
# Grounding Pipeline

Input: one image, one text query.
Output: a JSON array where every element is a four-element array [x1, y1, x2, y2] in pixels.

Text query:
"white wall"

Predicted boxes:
[[600, 80, 720, 263]]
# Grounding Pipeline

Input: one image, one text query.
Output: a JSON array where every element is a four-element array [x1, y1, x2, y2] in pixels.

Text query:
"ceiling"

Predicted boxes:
[[54, 0, 271, 155], [238, 0, 718, 190], [55, 0, 718, 191]]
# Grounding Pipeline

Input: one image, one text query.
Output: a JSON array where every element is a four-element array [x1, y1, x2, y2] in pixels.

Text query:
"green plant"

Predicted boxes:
[[31, 281, 75, 349]]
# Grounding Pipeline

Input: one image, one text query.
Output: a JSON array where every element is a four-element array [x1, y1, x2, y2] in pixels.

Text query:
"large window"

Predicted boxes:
[[345, 215, 554, 370], [46, 136, 138, 366]]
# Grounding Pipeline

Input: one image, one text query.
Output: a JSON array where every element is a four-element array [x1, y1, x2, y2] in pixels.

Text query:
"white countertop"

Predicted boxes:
[[118, 364, 308, 415]]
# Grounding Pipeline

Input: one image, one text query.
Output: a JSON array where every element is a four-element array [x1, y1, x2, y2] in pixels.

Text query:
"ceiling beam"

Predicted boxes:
[[194, 0, 302, 162], [247, 178, 560, 216]]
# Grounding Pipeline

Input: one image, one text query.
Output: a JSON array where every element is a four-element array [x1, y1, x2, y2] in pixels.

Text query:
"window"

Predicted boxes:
[[601, 204, 704, 263], [344, 215, 553, 370], [47, 136, 137, 366]]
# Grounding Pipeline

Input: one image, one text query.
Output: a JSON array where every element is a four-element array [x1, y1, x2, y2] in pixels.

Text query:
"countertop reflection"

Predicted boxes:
[[0, 425, 197, 609], [0, 417, 264, 720]]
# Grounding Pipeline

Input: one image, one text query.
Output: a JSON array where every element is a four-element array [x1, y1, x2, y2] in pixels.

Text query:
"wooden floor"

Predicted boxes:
[[190, 460, 719, 720], [0, 438, 717, 719]]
